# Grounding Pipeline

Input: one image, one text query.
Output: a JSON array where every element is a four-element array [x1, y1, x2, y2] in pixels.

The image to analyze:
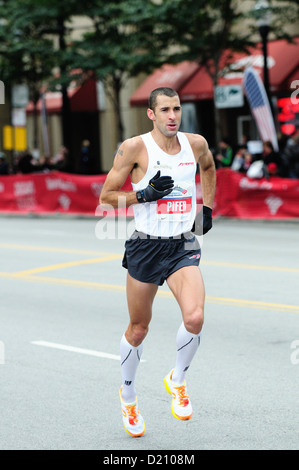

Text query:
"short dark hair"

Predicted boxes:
[[149, 87, 179, 111], [264, 140, 274, 151]]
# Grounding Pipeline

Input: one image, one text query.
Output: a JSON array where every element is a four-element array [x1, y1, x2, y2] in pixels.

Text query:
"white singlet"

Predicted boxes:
[[132, 131, 197, 237]]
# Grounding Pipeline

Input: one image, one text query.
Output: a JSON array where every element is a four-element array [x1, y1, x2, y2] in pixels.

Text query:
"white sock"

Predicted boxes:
[[120, 334, 143, 403], [171, 322, 201, 384]]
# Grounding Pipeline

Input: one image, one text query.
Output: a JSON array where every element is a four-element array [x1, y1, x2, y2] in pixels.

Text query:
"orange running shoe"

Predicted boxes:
[[164, 369, 193, 420], [119, 387, 146, 437]]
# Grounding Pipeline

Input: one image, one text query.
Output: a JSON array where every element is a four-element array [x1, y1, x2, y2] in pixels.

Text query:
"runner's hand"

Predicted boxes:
[[203, 206, 212, 234], [192, 206, 213, 235], [142, 171, 174, 202]]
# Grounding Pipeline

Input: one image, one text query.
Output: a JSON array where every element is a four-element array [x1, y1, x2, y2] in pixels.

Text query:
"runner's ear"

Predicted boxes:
[[147, 108, 155, 122]]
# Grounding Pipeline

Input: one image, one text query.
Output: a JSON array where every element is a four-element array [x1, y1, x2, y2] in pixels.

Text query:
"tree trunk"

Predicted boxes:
[[113, 76, 124, 144], [208, 62, 222, 148], [58, 16, 72, 158], [33, 99, 38, 151]]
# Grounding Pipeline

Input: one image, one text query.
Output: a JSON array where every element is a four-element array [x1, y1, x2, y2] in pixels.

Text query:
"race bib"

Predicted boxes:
[[157, 182, 193, 222]]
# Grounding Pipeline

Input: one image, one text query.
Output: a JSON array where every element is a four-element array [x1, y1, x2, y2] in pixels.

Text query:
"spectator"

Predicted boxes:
[[262, 141, 286, 177], [79, 139, 91, 174], [51, 146, 68, 172], [16, 151, 37, 174], [39, 155, 56, 172], [231, 146, 245, 171], [281, 134, 299, 178], [215, 138, 233, 168], [0, 152, 9, 175], [231, 147, 253, 173], [243, 151, 253, 172]]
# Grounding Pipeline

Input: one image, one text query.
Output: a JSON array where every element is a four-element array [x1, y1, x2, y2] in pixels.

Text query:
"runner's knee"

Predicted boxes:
[[126, 323, 149, 347], [184, 306, 204, 335]]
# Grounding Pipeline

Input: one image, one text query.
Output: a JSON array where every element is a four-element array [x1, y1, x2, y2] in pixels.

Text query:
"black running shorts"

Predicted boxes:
[[122, 230, 201, 286]]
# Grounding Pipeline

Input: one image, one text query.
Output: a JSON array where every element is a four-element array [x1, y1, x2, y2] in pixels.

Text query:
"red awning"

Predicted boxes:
[[130, 38, 299, 105], [26, 79, 99, 115], [129, 61, 200, 106], [179, 37, 299, 102]]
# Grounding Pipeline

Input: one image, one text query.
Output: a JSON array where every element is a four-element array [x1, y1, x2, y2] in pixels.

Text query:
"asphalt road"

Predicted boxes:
[[0, 215, 298, 451]]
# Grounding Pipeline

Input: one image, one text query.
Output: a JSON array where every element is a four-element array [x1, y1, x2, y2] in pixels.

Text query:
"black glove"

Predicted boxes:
[[191, 206, 213, 235], [137, 170, 174, 203]]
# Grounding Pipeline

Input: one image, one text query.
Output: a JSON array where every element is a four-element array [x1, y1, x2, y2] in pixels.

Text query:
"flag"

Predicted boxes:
[[243, 67, 278, 151]]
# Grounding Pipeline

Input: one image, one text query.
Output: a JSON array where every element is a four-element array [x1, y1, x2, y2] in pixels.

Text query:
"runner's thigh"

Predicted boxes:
[[126, 272, 158, 325], [166, 266, 205, 332]]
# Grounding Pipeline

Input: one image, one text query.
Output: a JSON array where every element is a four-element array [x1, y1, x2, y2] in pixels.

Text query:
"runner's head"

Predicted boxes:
[[147, 88, 182, 137], [148, 87, 179, 112]]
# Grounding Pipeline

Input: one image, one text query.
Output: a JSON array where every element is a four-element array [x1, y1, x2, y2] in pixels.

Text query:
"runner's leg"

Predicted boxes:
[[166, 266, 205, 383], [120, 273, 158, 402]]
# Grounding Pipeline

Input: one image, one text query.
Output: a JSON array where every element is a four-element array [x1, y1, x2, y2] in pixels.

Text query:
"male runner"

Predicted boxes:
[[100, 87, 216, 437]]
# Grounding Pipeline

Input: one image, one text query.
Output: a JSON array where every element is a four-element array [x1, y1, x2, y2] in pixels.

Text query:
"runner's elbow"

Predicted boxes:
[[99, 191, 107, 205], [100, 184, 112, 203], [99, 190, 112, 207]]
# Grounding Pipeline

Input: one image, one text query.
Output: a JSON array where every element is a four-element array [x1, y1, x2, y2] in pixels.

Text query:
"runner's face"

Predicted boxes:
[[151, 95, 182, 137]]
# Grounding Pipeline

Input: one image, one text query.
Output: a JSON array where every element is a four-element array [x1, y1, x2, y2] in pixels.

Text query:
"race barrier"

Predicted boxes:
[[213, 168, 299, 219], [0, 169, 299, 219]]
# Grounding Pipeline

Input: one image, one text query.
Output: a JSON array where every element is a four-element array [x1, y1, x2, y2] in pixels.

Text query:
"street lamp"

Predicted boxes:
[[254, 0, 273, 107]]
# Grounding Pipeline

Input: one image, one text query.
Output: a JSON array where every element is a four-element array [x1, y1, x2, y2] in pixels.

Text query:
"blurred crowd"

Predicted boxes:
[[0, 146, 69, 175], [0, 139, 93, 176], [1, 133, 299, 179], [214, 132, 299, 179]]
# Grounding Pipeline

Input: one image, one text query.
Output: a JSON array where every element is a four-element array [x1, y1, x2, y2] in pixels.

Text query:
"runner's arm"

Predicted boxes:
[[99, 141, 139, 208], [198, 139, 216, 209]]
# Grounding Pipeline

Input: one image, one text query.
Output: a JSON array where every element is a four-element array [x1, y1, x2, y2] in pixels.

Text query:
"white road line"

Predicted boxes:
[[31, 340, 146, 362]]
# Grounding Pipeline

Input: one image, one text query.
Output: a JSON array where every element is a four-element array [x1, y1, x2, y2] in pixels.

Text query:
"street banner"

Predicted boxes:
[[243, 66, 278, 151], [0, 170, 299, 219]]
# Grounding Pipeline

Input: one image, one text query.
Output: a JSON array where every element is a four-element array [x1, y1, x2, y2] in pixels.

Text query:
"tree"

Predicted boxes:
[[0, 0, 57, 152], [154, 0, 256, 144], [0, 0, 86, 155], [32, 0, 88, 156], [153, 0, 299, 145], [67, 0, 171, 143]]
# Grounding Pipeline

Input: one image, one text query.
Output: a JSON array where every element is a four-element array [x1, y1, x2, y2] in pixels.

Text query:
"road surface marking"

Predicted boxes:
[[0, 243, 116, 256], [31, 340, 146, 362], [12, 254, 122, 276], [0, 272, 298, 314], [1, 243, 298, 273], [201, 260, 299, 273]]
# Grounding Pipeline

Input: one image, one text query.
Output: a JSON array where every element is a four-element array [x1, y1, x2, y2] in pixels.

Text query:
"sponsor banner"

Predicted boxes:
[[0, 171, 106, 215], [214, 169, 299, 219], [0, 169, 299, 219]]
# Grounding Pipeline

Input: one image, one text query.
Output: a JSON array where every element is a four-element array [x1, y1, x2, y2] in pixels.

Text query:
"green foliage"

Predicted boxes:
[[1, 0, 298, 92], [0, 0, 297, 143], [69, 0, 169, 85], [157, 0, 255, 69], [247, 0, 299, 40], [0, 0, 56, 99]]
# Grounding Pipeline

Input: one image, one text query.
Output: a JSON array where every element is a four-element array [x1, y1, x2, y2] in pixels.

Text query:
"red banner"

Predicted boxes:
[[0, 169, 299, 219], [0, 171, 105, 215], [214, 169, 299, 219]]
